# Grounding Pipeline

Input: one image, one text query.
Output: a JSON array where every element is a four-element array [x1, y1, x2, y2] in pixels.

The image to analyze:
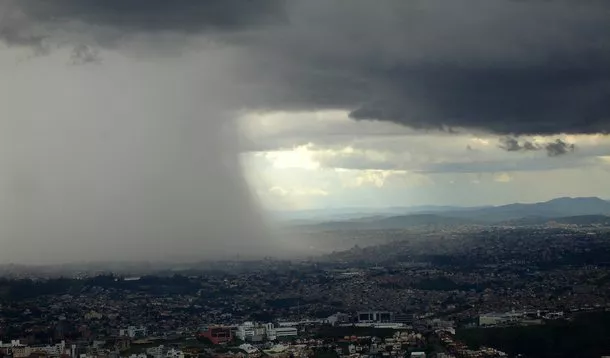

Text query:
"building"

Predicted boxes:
[[238, 344, 259, 355], [265, 326, 298, 341], [235, 322, 298, 342], [323, 313, 350, 325], [236, 322, 265, 342], [428, 318, 454, 331], [478, 312, 523, 326], [11, 341, 68, 358], [84, 311, 103, 320], [146, 345, 184, 358], [11, 347, 33, 358], [0, 341, 24, 348], [357, 311, 394, 323], [411, 352, 426, 358], [393, 313, 415, 325], [200, 326, 233, 345], [119, 326, 148, 338], [165, 348, 184, 358]]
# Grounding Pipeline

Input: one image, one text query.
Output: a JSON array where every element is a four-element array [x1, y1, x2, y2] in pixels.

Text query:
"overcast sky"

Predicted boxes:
[[1, 0, 610, 263]]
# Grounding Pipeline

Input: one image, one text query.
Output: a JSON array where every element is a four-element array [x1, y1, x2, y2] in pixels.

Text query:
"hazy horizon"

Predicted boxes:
[[266, 196, 610, 213]]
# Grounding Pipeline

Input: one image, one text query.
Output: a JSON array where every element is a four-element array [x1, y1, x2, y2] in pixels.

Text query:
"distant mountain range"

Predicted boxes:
[[270, 204, 490, 221], [283, 197, 610, 230]]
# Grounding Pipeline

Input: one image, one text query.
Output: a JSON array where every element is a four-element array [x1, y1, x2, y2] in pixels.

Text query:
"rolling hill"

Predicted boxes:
[[302, 214, 477, 231], [292, 197, 610, 231]]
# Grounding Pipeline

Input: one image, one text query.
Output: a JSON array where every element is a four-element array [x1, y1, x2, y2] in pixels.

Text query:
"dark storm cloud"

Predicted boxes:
[[498, 137, 576, 156], [499, 137, 527, 152], [346, 64, 610, 135], [498, 137, 541, 153], [2, 0, 610, 136], [523, 141, 539, 151], [243, 0, 610, 136], [0, 2, 48, 54], [545, 139, 576, 157], [4, 0, 285, 33], [0, 0, 285, 52]]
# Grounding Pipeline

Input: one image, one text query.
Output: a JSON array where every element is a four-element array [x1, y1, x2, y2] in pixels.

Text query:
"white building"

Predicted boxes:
[[266, 326, 298, 341], [119, 326, 148, 338], [323, 313, 350, 325], [146, 345, 184, 358], [35, 341, 67, 356], [479, 312, 523, 326], [0, 340, 24, 348], [236, 322, 298, 342], [236, 322, 266, 342], [10, 341, 68, 358], [165, 348, 184, 358], [348, 344, 356, 354]]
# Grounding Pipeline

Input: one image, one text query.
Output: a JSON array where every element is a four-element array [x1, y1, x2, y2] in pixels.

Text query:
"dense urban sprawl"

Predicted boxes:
[[2, 224, 610, 357]]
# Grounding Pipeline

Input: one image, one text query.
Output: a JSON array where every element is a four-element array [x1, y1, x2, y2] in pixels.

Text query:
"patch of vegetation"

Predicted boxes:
[[456, 312, 610, 358]]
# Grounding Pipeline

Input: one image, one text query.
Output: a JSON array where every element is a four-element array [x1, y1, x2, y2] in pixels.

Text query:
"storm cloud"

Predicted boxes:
[[545, 139, 576, 157], [2, 0, 610, 263], [1, 0, 285, 38], [498, 137, 576, 157], [2, 0, 610, 135], [499, 137, 536, 153]]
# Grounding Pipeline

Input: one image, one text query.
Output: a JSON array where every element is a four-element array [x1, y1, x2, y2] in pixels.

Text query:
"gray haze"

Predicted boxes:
[[1, 0, 610, 263], [0, 49, 297, 264]]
